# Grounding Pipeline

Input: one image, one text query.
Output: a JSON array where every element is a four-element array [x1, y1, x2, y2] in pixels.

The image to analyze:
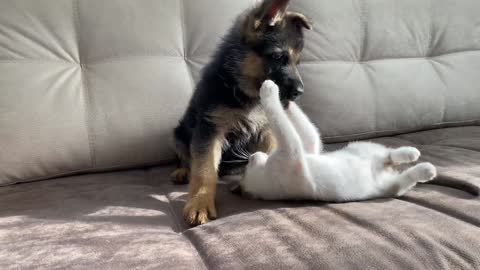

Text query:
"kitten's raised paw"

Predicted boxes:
[[260, 80, 279, 100], [414, 162, 437, 183], [390, 147, 421, 164]]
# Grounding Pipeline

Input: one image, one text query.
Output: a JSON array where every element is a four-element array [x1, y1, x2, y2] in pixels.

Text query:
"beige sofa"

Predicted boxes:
[[1, 0, 480, 269]]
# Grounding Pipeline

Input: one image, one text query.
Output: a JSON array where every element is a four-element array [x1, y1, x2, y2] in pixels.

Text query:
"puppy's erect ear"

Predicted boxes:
[[255, 0, 291, 29], [287, 12, 313, 30]]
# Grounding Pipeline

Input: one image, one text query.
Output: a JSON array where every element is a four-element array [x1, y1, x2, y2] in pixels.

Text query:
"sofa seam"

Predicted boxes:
[[179, 0, 196, 91], [398, 197, 480, 228], [359, 0, 368, 61], [420, 144, 480, 154], [0, 59, 75, 64], [164, 196, 183, 233], [4, 49, 477, 67], [161, 185, 183, 233], [301, 49, 480, 65], [164, 201, 209, 270], [85, 54, 183, 65], [75, 0, 96, 168], [71, 0, 80, 65], [322, 121, 480, 140], [182, 231, 209, 270], [427, 59, 448, 123], [147, 169, 184, 234], [79, 66, 96, 168], [427, 0, 434, 57], [4, 123, 476, 185], [0, 159, 175, 187], [362, 60, 378, 138]]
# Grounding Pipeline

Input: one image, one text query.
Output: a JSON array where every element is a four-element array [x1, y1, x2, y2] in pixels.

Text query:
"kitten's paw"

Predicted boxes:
[[260, 80, 280, 100], [414, 162, 437, 183], [390, 147, 421, 164]]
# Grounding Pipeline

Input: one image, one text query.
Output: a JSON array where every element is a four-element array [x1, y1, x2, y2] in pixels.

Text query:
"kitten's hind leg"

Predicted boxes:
[[389, 147, 421, 165], [286, 102, 323, 154], [260, 81, 314, 194], [260, 80, 305, 158], [388, 162, 437, 197]]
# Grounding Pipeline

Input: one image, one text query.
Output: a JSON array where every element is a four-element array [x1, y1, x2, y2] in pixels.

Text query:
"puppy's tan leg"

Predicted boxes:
[[183, 135, 223, 226]]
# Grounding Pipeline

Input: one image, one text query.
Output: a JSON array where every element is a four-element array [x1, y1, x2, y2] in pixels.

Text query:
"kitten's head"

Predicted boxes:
[[244, 152, 268, 181], [232, 152, 269, 197], [247, 152, 269, 169]]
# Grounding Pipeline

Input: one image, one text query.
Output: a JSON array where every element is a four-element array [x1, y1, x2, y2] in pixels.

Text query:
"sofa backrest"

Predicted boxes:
[[1, 0, 479, 185], [297, 0, 480, 142]]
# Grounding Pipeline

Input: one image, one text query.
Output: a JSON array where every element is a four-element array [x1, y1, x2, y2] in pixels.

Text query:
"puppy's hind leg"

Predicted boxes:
[[171, 162, 190, 185], [171, 127, 191, 184]]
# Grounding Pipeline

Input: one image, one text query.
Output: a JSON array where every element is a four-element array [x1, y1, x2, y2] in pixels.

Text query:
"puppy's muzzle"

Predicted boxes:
[[289, 82, 304, 101]]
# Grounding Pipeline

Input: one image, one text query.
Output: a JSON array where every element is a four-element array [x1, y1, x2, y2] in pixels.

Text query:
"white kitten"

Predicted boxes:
[[240, 80, 437, 202]]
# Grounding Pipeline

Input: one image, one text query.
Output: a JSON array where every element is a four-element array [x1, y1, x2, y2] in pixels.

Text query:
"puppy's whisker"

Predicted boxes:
[[232, 147, 249, 160], [237, 147, 250, 157], [223, 160, 249, 164], [241, 150, 251, 158], [234, 152, 248, 160]]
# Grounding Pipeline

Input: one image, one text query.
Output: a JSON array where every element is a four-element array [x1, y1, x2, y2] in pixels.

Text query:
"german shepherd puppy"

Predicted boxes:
[[173, 0, 312, 225]]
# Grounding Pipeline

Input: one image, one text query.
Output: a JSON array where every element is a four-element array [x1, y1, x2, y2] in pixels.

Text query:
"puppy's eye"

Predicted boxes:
[[271, 53, 283, 60], [269, 52, 288, 65]]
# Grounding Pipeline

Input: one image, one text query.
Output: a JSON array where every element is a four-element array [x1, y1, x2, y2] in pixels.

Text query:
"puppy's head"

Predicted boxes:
[[239, 0, 312, 103]]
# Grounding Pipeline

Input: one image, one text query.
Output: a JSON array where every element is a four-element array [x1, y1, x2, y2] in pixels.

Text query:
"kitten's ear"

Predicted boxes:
[[255, 0, 291, 29]]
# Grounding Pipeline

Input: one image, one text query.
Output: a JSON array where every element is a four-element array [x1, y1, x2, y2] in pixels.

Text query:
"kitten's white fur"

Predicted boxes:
[[240, 80, 437, 201]]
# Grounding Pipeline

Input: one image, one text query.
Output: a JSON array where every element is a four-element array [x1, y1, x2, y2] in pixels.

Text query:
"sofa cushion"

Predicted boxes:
[[0, 0, 193, 186], [1, 127, 479, 269], [0, 167, 205, 270], [1, 0, 479, 185]]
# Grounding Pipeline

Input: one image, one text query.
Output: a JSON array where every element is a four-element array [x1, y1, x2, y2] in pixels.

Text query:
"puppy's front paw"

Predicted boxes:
[[260, 80, 280, 101], [183, 192, 217, 226]]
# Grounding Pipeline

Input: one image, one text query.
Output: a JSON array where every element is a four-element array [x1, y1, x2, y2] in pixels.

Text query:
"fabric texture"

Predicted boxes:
[[1, 127, 480, 269], [1, 0, 480, 185], [0, 167, 205, 270]]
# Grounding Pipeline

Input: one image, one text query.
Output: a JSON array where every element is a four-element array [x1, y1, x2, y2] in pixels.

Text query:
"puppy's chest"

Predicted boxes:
[[209, 105, 268, 136]]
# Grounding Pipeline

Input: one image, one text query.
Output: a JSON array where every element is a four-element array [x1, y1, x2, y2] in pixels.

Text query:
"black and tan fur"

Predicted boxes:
[[172, 0, 312, 225]]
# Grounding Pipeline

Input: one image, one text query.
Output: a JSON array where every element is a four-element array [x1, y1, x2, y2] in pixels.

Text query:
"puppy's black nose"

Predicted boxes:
[[291, 86, 304, 100]]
